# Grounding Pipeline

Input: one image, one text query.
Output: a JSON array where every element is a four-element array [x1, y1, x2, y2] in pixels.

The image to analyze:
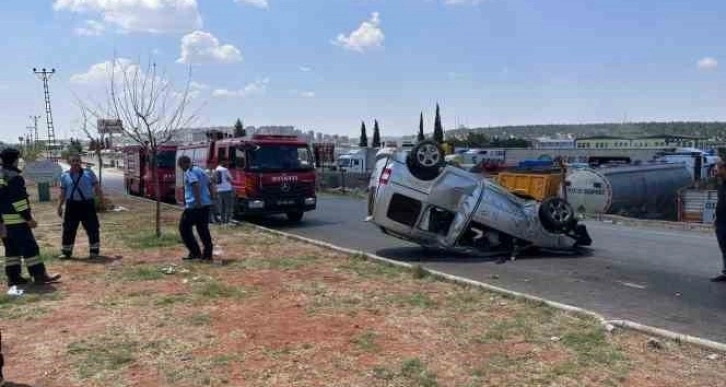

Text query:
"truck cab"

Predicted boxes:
[[337, 148, 378, 174], [123, 144, 178, 203], [176, 134, 317, 222]]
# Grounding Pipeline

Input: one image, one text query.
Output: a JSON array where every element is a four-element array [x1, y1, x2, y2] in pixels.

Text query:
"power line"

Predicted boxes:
[[32, 67, 57, 159]]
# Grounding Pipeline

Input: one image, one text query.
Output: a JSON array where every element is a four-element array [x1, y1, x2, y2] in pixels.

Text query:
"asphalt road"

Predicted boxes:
[[96, 167, 726, 343]]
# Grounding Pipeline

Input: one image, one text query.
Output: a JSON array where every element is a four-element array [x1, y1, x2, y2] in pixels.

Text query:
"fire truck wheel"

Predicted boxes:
[[287, 211, 304, 222]]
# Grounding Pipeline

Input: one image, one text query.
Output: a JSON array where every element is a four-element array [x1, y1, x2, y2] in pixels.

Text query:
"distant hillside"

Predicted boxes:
[[445, 122, 726, 140]]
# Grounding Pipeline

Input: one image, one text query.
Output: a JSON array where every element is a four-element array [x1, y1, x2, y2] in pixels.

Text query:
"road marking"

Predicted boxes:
[[616, 281, 647, 290]]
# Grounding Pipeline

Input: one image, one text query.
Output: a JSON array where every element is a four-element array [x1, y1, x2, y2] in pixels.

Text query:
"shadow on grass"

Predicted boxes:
[[18, 284, 60, 295], [60, 255, 124, 265]]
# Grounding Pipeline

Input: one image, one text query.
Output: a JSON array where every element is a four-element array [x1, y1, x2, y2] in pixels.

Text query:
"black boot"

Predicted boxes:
[[27, 263, 61, 285], [5, 265, 30, 287]]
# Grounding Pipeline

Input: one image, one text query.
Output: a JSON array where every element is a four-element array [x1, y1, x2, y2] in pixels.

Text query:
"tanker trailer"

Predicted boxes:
[[564, 163, 692, 220]]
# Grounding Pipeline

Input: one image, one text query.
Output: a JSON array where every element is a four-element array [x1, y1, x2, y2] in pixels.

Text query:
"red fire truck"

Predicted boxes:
[[123, 144, 179, 203], [175, 134, 317, 222]]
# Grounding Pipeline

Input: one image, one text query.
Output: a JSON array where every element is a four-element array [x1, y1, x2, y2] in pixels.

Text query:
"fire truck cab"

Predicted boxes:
[[123, 144, 178, 203], [175, 134, 317, 222]]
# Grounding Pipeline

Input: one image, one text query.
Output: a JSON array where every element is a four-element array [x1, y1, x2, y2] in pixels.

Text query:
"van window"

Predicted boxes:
[[218, 147, 227, 162]]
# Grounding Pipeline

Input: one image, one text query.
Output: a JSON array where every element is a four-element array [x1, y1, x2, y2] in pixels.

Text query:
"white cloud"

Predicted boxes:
[[177, 31, 243, 64], [212, 78, 269, 97], [74, 19, 105, 36], [299, 66, 312, 72], [234, 0, 268, 9], [333, 12, 384, 52], [290, 89, 315, 98], [173, 81, 209, 100], [697, 57, 718, 70], [69, 58, 139, 84], [53, 0, 202, 34]]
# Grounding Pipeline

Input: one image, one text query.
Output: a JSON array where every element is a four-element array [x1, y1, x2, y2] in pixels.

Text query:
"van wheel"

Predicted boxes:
[[538, 197, 576, 232], [407, 140, 445, 181], [287, 212, 304, 222]]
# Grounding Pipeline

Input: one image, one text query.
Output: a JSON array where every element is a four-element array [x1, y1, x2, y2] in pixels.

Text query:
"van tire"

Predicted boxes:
[[287, 211, 304, 222], [407, 140, 445, 181], [538, 197, 576, 232]]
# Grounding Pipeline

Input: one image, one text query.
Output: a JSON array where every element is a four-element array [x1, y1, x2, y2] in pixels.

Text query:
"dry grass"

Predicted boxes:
[[2, 187, 726, 386]]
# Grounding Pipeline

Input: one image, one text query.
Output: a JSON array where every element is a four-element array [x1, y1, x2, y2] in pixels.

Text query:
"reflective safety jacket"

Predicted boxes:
[[0, 166, 32, 227]]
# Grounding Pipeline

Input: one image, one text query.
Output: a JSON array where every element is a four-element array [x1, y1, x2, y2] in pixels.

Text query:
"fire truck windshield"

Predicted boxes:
[[244, 144, 314, 172], [156, 150, 176, 168]]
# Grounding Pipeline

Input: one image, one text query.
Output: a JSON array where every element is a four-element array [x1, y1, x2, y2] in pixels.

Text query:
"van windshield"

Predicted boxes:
[[244, 144, 314, 172]]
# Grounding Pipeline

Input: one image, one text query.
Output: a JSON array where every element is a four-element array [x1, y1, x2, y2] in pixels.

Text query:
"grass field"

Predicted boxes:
[[1, 189, 725, 386]]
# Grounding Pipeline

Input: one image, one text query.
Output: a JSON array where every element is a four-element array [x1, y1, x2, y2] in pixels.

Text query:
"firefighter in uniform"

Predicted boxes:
[[57, 154, 103, 259], [0, 148, 61, 286]]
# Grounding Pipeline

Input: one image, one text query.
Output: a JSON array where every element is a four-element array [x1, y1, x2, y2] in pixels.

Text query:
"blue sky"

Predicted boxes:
[[0, 0, 725, 142]]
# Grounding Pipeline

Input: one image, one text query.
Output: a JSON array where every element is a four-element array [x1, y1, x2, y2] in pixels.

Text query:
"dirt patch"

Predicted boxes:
[[2, 191, 726, 386]]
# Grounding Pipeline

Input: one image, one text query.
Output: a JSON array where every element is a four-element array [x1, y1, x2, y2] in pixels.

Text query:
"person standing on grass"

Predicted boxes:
[[712, 160, 726, 282], [57, 154, 104, 259], [214, 158, 235, 225], [0, 148, 61, 285], [206, 165, 220, 224], [177, 155, 215, 262]]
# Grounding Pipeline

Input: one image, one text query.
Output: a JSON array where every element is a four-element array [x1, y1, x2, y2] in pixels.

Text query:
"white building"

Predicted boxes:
[[534, 137, 575, 150]]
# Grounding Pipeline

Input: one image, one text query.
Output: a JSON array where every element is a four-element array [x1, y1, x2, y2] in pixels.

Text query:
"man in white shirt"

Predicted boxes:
[[214, 159, 235, 224]]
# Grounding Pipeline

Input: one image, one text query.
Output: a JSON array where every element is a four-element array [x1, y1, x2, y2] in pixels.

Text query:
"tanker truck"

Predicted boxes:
[[564, 162, 693, 220]]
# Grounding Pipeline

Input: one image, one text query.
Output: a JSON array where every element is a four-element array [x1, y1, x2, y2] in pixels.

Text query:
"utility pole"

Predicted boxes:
[[25, 126, 33, 152], [29, 115, 40, 151], [32, 68, 57, 159]]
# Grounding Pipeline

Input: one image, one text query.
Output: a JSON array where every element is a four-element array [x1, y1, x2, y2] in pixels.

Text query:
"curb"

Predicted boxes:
[[115, 191, 726, 353]]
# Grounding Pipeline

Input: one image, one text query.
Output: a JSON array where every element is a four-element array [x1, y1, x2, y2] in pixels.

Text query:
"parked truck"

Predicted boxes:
[[175, 134, 317, 222], [123, 144, 178, 203], [337, 148, 379, 173]]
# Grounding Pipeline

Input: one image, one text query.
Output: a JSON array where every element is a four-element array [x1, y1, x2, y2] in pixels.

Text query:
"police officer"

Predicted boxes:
[[57, 154, 104, 259], [0, 148, 61, 285]]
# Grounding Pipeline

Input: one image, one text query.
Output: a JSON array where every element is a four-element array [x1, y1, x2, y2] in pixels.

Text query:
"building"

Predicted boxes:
[[575, 136, 629, 149], [575, 135, 708, 150], [534, 137, 575, 150]]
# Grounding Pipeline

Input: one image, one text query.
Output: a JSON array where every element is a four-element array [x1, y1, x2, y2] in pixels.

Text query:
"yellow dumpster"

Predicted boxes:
[[495, 172, 563, 201]]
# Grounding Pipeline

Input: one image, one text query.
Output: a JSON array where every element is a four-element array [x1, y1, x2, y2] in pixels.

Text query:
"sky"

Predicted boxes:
[[0, 0, 725, 142]]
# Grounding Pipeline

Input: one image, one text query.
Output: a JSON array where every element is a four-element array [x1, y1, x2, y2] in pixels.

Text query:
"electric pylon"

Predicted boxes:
[[32, 68, 57, 159]]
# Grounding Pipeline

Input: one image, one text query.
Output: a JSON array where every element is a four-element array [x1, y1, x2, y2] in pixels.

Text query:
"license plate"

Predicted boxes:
[[277, 200, 295, 206]]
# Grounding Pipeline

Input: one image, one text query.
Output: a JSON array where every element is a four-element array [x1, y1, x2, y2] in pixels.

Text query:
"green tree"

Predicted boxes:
[[359, 121, 368, 147], [417, 112, 425, 142], [433, 103, 444, 144], [62, 137, 84, 160], [372, 120, 381, 147], [234, 118, 246, 137]]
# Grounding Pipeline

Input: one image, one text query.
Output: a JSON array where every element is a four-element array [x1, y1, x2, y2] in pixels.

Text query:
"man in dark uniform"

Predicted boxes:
[[712, 160, 726, 282], [57, 154, 103, 259], [0, 148, 61, 285]]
